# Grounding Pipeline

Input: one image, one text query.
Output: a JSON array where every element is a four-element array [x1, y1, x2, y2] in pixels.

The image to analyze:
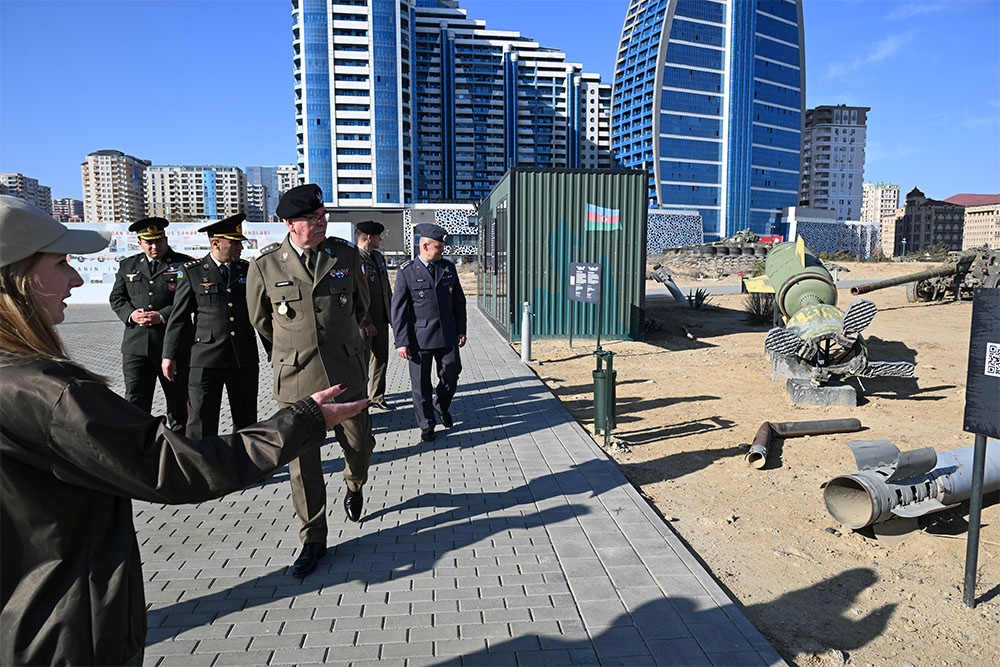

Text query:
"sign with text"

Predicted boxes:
[[569, 262, 602, 304], [963, 288, 1000, 439]]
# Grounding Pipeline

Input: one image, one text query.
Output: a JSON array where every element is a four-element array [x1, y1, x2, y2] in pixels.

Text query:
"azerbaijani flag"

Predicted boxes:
[[585, 203, 621, 231]]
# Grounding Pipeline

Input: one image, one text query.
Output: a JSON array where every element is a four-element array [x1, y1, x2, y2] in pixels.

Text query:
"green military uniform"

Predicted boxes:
[[359, 245, 392, 404], [247, 234, 373, 545]]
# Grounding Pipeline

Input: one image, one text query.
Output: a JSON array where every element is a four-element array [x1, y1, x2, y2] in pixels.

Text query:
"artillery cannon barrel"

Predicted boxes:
[[850, 262, 964, 296]]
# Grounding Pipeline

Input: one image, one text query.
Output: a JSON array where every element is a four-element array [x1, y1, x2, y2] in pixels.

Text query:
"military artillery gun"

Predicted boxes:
[[850, 247, 999, 302]]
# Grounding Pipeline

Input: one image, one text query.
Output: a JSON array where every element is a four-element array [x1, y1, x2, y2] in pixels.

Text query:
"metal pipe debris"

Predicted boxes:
[[745, 418, 863, 469]]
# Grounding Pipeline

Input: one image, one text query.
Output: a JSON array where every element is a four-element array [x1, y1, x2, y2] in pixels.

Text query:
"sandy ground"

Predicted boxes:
[[505, 261, 998, 666]]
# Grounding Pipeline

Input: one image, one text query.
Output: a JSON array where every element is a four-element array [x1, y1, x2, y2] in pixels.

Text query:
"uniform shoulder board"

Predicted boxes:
[[236, 258, 249, 265], [399, 259, 414, 270], [330, 237, 356, 248], [183, 259, 200, 269], [258, 242, 281, 256]]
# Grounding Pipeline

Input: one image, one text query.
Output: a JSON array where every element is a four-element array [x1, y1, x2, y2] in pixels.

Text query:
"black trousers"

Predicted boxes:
[[187, 365, 259, 439], [408, 346, 462, 430], [122, 353, 189, 433]]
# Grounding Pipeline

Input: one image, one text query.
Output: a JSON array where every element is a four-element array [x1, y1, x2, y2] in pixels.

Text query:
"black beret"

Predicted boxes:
[[198, 213, 247, 240], [129, 217, 169, 240], [414, 223, 447, 242], [356, 220, 385, 235], [277, 184, 324, 219]]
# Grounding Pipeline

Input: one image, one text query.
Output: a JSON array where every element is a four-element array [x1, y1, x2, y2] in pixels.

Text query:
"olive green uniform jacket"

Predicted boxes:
[[359, 247, 391, 330], [0, 355, 327, 666], [247, 235, 370, 401]]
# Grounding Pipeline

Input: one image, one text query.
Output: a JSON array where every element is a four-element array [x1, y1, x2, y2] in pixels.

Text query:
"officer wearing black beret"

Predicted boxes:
[[355, 220, 393, 410], [391, 223, 467, 442], [162, 213, 262, 439], [248, 184, 375, 577], [109, 217, 194, 432]]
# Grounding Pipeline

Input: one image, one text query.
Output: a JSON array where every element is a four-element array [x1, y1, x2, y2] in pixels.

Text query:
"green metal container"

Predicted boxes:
[[765, 239, 837, 319], [476, 168, 648, 341]]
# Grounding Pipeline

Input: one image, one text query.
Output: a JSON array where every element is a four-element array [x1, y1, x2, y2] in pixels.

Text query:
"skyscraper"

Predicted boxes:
[[292, 0, 612, 206], [861, 181, 899, 224], [81, 150, 150, 223], [612, 0, 806, 240], [246, 166, 282, 220], [799, 104, 868, 220]]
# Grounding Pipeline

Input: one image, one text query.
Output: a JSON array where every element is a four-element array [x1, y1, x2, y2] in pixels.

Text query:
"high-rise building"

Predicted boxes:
[[1, 173, 53, 214], [883, 187, 964, 256], [277, 164, 299, 197], [246, 166, 282, 220], [580, 76, 615, 170], [246, 183, 270, 222], [292, 0, 612, 206], [612, 0, 806, 240], [946, 194, 1000, 250], [861, 181, 899, 224], [81, 150, 150, 223], [144, 166, 248, 222], [799, 104, 868, 220], [52, 198, 85, 222]]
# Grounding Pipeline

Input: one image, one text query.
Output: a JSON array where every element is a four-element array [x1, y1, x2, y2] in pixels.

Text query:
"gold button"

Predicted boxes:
[[230, 331, 235, 336], [227, 303, 233, 307], [229, 317, 234, 322], [148, 292, 153, 296], [226, 288, 231, 293], [149, 280, 154, 284]]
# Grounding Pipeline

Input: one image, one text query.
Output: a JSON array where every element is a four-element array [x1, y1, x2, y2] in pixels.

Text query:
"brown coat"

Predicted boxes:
[[359, 247, 391, 329], [0, 355, 326, 665], [247, 235, 370, 402]]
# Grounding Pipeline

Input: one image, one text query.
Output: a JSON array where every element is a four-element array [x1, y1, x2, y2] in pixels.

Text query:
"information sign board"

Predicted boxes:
[[963, 288, 1000, 439], [569, 262, 601, 304]]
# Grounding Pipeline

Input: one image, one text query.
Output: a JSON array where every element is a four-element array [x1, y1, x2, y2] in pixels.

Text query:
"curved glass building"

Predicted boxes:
[[612, 0, 805, 240]]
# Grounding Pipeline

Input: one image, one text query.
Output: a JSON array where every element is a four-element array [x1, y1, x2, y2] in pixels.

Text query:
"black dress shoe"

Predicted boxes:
[[434, 407, 453, 428], [344, 488, 363, 522], [420, 427, 436, 442], [371, 401, 394, 411], [292, 543, 326, 577]]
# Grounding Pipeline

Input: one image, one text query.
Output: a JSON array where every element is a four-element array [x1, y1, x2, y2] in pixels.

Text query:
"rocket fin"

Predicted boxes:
[[846, 439, 900, 470], [842, 300, 877, 335], [885, 446, 938, 481], [891, 498, 958, 519], [872, 517, 920, 546]]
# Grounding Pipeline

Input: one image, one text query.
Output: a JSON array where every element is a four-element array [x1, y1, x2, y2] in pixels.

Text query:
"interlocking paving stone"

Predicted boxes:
[[58, 304, 784, 666]]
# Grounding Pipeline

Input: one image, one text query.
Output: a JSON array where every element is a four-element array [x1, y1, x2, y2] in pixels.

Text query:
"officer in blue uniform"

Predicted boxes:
[[162, 214, 261, 439], [391, 223, 467, 441], [109, 218, 193, 432]]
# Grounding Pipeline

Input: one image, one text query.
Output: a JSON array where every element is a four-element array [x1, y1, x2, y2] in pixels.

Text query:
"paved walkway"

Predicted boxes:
[[61, 305, 783, 666]]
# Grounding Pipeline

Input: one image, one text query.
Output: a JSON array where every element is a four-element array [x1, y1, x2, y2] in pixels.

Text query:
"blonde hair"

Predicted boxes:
[[0, 253, 68, 362]]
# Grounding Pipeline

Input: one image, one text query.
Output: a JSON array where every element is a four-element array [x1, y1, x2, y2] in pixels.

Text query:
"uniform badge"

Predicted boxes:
[[418, 290, 424, 298], [329, 268, 351, 279], [282, 252, 289, 260], [277, 301, 289, 316], [361, 263, 366, 276], [201, 282, 213, 291], [127, 273, 139, 280], [274, 280, 293, 287], [339, 294, 348, 308]]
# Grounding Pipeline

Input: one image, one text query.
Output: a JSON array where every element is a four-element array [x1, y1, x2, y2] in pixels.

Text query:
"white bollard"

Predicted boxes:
[[521, 301, 532, 363]]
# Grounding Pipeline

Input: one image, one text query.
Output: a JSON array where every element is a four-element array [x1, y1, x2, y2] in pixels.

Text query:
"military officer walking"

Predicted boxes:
[[109, 218, 193, 432], [391, 223, 467, 442], [162, 214, 260, 439], [356, 220, 393, 410], [247, 184, 375, 577]]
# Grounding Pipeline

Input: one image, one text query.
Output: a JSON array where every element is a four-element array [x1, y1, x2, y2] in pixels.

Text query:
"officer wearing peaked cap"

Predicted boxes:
[[162, 213, 263, 439], [248, 184, 375, 578], [391, 222, 467, 442], [109, 217, 194, 432], [356, 220, 393, 410]]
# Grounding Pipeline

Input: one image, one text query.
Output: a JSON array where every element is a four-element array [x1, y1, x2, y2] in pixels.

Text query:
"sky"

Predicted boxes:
[[1, 0, 997, 202]]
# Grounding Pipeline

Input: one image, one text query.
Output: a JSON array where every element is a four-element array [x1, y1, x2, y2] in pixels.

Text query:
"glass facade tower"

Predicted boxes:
[[293, 0, 612, 206], [613, 0, 805, 239]]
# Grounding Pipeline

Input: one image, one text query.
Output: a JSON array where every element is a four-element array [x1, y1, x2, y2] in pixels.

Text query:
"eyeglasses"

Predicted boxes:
[[297, 210, 328, 226]]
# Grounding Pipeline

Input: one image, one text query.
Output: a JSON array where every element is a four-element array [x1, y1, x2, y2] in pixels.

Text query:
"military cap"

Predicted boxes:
[[276, 184, 324, 219], [198, 213, 247, 241], [414, 223, 447, 242], [356, 220, 385, 236], [0, 195, 109, 268], [129, 217, 169, 240]]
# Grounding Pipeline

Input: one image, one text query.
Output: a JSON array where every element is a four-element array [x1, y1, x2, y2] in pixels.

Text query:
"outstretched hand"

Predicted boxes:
[[310, 384, 370, 429]]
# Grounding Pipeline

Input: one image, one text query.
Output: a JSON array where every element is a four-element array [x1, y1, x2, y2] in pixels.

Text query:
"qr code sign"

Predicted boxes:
[[987, 342, 1000, 378]]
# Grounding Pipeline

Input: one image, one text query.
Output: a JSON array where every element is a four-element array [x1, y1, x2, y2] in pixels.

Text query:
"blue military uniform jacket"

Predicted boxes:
[[163, 254, 260, 369], [108, 249, 194, 357], [391, 258, 467, 352]]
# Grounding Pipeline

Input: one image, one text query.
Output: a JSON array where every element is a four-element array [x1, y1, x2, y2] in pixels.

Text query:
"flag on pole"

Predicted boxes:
[[585, 203, 621, 231]]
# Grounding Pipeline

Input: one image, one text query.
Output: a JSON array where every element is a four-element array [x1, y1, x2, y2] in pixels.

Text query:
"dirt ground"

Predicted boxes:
[[510, 261, 998, 666]]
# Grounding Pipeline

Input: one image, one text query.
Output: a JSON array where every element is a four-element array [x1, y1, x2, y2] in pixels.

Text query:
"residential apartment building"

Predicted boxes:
[[0, 172, 52, 214], [883, 187, 964, 256], [144, 166, 248, 222], [861, 181, 899, 223], [81, 150, 150, 223], [799, 105, 868, 220], [277, 164, 299, 195], [246, 183, 270, 222], [52, 198, 85, 222], [292, 0, 612, 207], [946, 194, 1000, 250], [613, 0, 806, 240]]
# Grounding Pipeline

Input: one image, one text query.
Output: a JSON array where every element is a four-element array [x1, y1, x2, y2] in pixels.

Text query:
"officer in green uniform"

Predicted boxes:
[[356, 220, 393, 410], [247, 184, 374, 577], [162, 214, 260, 439], [109, 218, 193, 432]]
